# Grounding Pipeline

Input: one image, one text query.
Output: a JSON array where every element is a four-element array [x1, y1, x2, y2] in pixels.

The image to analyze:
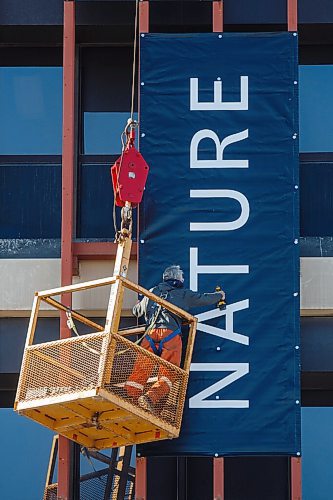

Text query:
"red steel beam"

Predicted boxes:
[[213, 457, 224, 500], [136, 457, 147, 500], [59, 1, 76, 499], [73, 241, 138, 259], [139, 0, 149, 33], [291, 457, 302, 500], [61, 0, 75, 336], [212, 5, 224, 498], [58, 440, 71, 500], [213, 1, 224, 33], [212, 13, 224, 500], [136, 3, 149, 499], [287, 0, 298, 32]]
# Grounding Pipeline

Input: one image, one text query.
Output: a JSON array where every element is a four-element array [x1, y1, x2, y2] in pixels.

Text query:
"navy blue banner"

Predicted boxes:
[[138, 33, 300, 456]]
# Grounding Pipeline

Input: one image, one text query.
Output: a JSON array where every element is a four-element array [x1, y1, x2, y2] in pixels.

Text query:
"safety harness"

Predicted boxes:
[[145, 327, 182, 357], [144, 289, 182, 356]]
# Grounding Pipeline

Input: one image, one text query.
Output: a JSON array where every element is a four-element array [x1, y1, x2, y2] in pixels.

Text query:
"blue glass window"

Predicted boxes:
[[0, 409, 52, 500], [0, 67, 62, 155], [81, 47, 136, 155], [77, 162, 137, 239], [301, 317, 333, 369], [302, 408, 333, 500], [84, 112, 138, 154], [1, 163, 61, 238], [299, 65, 333, 153], [300, 161, 333, 237]]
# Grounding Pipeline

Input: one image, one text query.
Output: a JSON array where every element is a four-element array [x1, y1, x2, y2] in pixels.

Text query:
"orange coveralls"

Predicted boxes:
[[125, 327, 181, 404], [125, 281, 222, 406]]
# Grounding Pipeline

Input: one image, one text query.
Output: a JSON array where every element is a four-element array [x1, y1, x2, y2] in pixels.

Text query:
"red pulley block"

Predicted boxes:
[[111, 126, 149, 208]]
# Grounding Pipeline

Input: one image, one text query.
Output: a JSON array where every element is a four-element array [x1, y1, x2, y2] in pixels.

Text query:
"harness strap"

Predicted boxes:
[[146, 328, 181, 357]]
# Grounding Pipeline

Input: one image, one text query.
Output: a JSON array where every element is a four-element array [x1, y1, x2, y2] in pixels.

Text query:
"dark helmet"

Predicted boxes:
[[163, 265, 184, 283]]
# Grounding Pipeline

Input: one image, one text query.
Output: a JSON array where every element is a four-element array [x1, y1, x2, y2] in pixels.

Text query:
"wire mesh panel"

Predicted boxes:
[[15, 330, 188, 447], [80, 470, 135, 500], [43, 484, 57, 500], [44, 472, 135, 500], [16, 332, 108, 404], [80, 470, 111, 499], [15, 276, 197, 449], [44, 440, 135, 500], [103, 333, 188, 430]]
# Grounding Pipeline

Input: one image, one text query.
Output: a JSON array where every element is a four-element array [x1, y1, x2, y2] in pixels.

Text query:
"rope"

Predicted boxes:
[[65, 304, 154, 358], [65, 296, 167, 361], [112, 0, 139, 237], [130, 0, 139, 122], [65, 307, 154, 358], [112, 128, 126, 237], [66, 310, 101, 356]]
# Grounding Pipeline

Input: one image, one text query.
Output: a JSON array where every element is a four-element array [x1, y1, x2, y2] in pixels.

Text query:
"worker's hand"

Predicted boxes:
[[215, 285, 225, 300], [215, 286, 226, 310]]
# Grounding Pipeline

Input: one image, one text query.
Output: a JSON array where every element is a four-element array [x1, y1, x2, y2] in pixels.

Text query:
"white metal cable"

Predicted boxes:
[[113, 0, 139, 236], [130, 0, 139, 122]]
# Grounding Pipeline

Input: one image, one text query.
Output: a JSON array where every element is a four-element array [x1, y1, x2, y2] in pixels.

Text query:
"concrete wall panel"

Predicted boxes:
[[0, 259, 60, 312], [73, 259, 138, 313], [0, 258, 137, 315], [2, 257, 333, 314], [301, 257, 333, 311]]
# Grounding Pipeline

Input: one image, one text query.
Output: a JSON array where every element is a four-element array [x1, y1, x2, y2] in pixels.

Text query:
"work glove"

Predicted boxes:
[[215, 285, 226, 310]]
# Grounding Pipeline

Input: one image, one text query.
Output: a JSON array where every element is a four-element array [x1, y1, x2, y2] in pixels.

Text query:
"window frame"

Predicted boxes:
[[0, 47, 63, 245]]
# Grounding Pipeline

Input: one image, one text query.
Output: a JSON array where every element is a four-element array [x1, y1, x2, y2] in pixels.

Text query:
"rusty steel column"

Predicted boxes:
[[213, 457, 225, 500], [291, 457, 302, 500], [58, 1, 76, 499], [288, 1, 299, 498], [61, 0, 75, 326], [213, 1, 224, 32], [287, 0, 298, 32], [136, 2, 149, 499], [212, 5, 225, 499], [136, 457, 147, 500], [139, 0, 149, 33]]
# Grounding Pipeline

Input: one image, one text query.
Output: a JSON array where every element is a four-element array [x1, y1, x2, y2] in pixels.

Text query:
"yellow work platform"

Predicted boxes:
[[15, 275, 197, 449]]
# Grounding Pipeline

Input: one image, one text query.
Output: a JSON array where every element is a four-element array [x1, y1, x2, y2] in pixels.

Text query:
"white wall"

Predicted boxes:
[[0, 259, 138, 315], [1, 257, 332, 315], [301, 258, 333, 312]]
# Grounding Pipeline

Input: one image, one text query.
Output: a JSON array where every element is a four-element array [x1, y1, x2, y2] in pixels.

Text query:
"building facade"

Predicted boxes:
[[1, 1, 333, 499]]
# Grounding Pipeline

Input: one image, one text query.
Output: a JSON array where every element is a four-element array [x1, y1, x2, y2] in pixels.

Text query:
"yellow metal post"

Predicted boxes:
[[105, 234, 132, 334]]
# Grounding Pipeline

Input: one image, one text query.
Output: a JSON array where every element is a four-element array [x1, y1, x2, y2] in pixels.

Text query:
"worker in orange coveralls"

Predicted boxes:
[[124, 265, 225, 412]]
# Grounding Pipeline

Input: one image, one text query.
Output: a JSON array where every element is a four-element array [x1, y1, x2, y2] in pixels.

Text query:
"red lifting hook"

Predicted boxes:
[[111, 122, 150, 208]]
